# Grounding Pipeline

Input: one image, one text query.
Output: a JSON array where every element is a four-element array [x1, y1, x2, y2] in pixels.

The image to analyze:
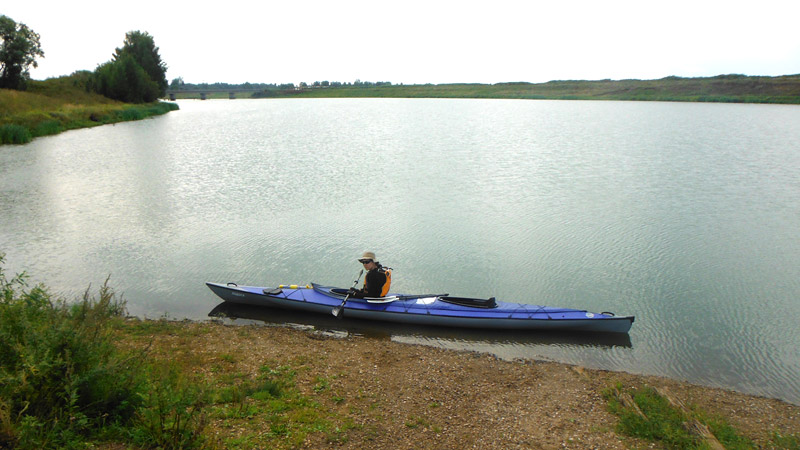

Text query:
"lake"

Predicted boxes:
[[1, 98, 799, 404]]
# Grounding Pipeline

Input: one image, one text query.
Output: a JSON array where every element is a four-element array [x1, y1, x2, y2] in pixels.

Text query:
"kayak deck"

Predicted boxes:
[[205, 282, 634, 334]]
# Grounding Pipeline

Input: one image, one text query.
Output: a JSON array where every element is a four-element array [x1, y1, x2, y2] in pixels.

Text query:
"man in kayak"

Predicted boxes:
[[349, 251, 392, 298]]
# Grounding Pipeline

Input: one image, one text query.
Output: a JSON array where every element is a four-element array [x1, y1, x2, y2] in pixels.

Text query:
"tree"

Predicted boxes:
[[0, 15, 44, 90], [91, 30, 167, 103], [94, 53, 159, 103], [112, 31, 167, 97]]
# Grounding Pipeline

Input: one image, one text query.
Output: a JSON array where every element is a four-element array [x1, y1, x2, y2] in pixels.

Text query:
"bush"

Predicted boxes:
[[0, 123, 32, 144], [0, 255, 212, 449], [93, 53, 159, 103], [0, 256, 143, 448]]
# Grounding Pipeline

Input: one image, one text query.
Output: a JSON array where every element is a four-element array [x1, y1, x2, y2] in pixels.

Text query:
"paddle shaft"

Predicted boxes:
[[331, 269, 363, 317]]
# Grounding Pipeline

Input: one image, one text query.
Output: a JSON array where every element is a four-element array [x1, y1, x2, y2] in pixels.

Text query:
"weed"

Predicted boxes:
[[129, 364, 211, 450]]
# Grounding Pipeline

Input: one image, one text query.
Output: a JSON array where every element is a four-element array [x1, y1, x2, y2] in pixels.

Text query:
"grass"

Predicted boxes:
[[0, 73, 179, 145], [604, 384, 800, 449]]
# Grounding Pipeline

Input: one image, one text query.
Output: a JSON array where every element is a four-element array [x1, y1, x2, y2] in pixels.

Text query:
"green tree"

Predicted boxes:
[[94, 53, 159, 103], [113, 31, 167, 96], [0, 15, 44, 90]]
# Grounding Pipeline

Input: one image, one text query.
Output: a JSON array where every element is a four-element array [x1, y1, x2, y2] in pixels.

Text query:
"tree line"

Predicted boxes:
[[1, 15, 167, 103], [170, 79, 394, 92]]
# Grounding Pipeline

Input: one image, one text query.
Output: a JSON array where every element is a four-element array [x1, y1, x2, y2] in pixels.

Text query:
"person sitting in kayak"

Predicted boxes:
[[349, 251, 392, 298]]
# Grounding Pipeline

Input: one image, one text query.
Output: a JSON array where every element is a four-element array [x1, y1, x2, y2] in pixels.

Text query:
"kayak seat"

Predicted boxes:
[[439, 296, 497, 309]]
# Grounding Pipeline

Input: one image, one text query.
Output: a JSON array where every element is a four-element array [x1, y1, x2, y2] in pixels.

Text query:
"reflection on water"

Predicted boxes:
[[208, 302, 632, 359]]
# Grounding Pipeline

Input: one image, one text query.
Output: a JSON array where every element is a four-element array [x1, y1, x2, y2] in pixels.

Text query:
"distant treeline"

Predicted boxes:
[[168, 78, 392, 97], [169, 74, 800, 104]]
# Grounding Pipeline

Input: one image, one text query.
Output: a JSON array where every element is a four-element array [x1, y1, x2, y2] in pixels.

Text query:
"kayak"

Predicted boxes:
[[205, 282, 635, 334]]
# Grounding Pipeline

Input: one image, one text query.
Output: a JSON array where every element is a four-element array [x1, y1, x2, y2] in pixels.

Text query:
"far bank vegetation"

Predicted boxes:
[[170, 74, 800, 104]]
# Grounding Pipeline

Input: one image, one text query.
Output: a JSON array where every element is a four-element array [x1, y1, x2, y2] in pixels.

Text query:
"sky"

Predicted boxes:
[[4, 0, 800, 85]]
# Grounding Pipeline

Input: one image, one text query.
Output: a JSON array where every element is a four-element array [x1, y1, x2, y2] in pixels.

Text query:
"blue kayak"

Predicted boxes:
[[205, 282, 634, 334]]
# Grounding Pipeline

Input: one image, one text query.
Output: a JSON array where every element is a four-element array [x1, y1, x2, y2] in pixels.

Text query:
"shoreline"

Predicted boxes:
[[206, 301, 792, 406], [118, 317, 800, 449]]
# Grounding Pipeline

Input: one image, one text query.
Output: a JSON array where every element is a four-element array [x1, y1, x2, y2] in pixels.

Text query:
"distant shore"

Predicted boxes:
[[168, 74, 800, 104], [5, 73, 799, 145]]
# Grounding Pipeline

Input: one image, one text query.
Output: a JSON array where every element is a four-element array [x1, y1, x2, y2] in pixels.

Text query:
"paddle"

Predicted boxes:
[[331, 269, 363, 317]]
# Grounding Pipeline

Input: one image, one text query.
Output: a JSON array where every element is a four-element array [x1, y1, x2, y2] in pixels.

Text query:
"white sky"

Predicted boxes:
[[4, 0, 800, 85]]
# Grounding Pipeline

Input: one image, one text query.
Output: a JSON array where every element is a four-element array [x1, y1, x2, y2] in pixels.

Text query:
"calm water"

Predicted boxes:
[[1, 98, 799, 404]]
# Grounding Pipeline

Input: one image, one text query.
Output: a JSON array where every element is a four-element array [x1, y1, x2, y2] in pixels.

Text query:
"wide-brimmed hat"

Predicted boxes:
[[358, 251, 376, 263]]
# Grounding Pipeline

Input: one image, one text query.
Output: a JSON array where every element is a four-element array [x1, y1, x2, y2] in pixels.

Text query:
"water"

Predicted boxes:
[[1, 98, 799, 404]]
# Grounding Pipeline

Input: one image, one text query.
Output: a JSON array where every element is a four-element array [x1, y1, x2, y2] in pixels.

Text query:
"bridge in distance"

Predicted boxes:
[[165, 88, 262, 100]]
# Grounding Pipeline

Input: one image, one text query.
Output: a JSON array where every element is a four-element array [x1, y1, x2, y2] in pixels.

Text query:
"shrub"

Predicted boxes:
[[0, 255, 143, 448], [93, 53, 159, 103], [129, 364, 212, 450], [0, 255, 213, 449]]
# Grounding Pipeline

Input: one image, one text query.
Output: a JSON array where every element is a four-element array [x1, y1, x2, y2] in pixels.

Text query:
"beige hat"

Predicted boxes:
[[358, 251, 376, 262]]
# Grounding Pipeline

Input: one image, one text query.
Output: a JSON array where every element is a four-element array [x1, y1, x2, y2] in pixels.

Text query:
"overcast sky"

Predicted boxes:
[[4, 0, 800, 85]]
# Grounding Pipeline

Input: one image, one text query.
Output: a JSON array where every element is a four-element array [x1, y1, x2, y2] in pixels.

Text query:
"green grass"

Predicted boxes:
[[604, 384, 799, 450], [606, 386, 700, 449], [0, 73, 178, 145], [0, 124, 31, 144], [202, 362, 346, 449]]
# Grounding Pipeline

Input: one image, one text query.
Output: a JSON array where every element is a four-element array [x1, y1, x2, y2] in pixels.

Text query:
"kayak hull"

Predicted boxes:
[[205, 282, 634, 334]]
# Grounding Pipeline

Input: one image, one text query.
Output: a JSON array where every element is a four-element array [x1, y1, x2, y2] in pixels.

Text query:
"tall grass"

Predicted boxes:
[[0, 124, 32, 144], [0, 254, 210, 449]]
